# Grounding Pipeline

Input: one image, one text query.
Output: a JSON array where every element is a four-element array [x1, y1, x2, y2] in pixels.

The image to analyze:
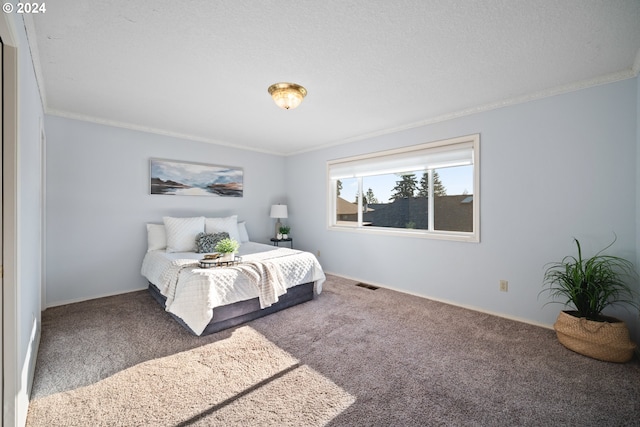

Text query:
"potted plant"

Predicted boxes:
[[541, 236, 639, 362], [279, 226, 291, 239], [215, 237, 240, 262]]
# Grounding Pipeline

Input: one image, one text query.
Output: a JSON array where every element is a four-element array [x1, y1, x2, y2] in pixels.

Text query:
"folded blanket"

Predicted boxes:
[[160, 258, 289, 310], [231, 261, 287, 308], [160, 259, 200, 307]]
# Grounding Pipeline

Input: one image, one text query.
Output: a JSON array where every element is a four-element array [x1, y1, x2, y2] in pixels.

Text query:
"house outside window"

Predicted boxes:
[[327, 134, 480, 242]]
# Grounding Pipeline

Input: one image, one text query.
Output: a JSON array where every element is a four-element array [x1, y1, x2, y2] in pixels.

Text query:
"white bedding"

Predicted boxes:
[[141, 242, 325, 335]]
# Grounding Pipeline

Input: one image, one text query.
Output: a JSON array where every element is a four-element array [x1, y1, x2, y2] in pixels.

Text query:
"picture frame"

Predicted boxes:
[[150, 158, 243, 197]]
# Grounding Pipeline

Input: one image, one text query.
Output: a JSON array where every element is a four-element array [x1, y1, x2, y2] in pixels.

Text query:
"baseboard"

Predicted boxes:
[[47, 286, 148, 308], [325, 271, 554, 330]]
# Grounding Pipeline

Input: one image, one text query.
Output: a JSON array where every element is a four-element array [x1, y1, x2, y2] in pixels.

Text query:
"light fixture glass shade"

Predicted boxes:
[[268, 83, 307, 110], [270, 204, 288, 219]]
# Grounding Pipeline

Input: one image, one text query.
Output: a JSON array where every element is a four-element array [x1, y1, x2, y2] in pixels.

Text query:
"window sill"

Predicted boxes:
[[328, 224, 479, 243]]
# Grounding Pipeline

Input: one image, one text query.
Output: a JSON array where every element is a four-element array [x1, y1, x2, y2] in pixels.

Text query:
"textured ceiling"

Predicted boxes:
[[26, 0, 640, 155]]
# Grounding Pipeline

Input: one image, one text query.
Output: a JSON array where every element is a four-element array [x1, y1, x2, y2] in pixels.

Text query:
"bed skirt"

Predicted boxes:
[[148, 281, 315, 336]]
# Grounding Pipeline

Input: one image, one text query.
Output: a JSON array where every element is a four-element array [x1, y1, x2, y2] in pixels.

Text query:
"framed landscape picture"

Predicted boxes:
[[150, 158, 243, 197]]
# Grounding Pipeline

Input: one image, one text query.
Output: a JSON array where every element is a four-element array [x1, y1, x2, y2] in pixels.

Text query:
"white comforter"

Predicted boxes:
[[141, 242, 325, 335]]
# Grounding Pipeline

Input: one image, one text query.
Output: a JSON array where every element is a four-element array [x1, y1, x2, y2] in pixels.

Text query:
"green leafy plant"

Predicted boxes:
[[279, 226, 291, 235], [541, 236, 639, 321], [214, 237, 239, 254]]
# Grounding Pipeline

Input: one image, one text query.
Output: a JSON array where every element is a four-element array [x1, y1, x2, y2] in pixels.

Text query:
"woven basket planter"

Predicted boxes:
[[554, 311, 636, 363]]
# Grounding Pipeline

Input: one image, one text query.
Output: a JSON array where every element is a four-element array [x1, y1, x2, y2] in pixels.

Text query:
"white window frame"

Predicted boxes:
[[327, 134, 480, 242]]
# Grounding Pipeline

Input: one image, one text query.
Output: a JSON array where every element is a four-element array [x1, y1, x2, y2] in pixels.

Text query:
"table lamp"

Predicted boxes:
[[270, 204, 288, 238]]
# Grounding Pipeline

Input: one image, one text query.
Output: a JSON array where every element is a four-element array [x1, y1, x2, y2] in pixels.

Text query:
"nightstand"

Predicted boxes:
[[270, 237, 293, 248]]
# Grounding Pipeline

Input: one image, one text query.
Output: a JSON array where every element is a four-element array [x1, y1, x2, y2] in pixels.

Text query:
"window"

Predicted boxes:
[[327, 134, 479, 242]]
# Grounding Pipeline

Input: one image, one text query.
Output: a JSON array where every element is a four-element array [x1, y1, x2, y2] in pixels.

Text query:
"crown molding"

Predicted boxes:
[[291, 69, 637, 156], [45, 108, 286, 156]]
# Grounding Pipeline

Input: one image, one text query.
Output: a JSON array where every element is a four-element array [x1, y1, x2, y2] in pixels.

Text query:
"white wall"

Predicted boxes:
[[45, 116, 287, 306], [17, 20, 44, 398], [286, 78, 640, 342], [2, 10, 45, 427]]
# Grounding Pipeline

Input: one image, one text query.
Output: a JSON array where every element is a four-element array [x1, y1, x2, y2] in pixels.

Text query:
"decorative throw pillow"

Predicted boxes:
[[146, 223, 167, 252], [195, 232, 230, 253], [237, 221, 250, 243], [205, 215, 241, 242], [163, 216, 205, 253]]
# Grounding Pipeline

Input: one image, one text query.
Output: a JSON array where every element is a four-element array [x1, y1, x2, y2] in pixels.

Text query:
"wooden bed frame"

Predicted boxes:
[[148, 281, 315, 335]]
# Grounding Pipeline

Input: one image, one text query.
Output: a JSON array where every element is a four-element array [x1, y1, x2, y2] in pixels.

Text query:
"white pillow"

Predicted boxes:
[[163, 216, 205, 253], [238, 221, 249, 243], [205, 215, 240, 242], [146, 223, 166, 252]]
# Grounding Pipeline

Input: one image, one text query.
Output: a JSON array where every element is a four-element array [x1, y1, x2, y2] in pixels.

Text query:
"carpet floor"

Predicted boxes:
[[27, 275, 640, 426]]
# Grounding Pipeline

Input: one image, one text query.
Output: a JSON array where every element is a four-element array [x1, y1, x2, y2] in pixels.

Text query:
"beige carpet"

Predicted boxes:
[[28, 275, 640, 426], [28, 326, 353, 426]]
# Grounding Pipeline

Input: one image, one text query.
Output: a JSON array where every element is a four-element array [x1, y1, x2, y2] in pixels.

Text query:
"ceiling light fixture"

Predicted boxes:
[[268, 82, 307, 110]]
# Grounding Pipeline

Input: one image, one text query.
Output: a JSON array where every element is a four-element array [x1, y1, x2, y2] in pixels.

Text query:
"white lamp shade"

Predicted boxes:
[[270, 204, 288, 219]]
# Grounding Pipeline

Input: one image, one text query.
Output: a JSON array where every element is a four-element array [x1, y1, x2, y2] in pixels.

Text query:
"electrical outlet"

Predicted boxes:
[[499, 280, 508, 292]]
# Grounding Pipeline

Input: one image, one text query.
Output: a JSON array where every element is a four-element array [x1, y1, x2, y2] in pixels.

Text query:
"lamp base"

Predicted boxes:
[[275, 219, 282, 238]]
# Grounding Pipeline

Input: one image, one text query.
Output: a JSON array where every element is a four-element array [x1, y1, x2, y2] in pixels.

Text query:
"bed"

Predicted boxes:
[[141, 216, 326, 336]]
